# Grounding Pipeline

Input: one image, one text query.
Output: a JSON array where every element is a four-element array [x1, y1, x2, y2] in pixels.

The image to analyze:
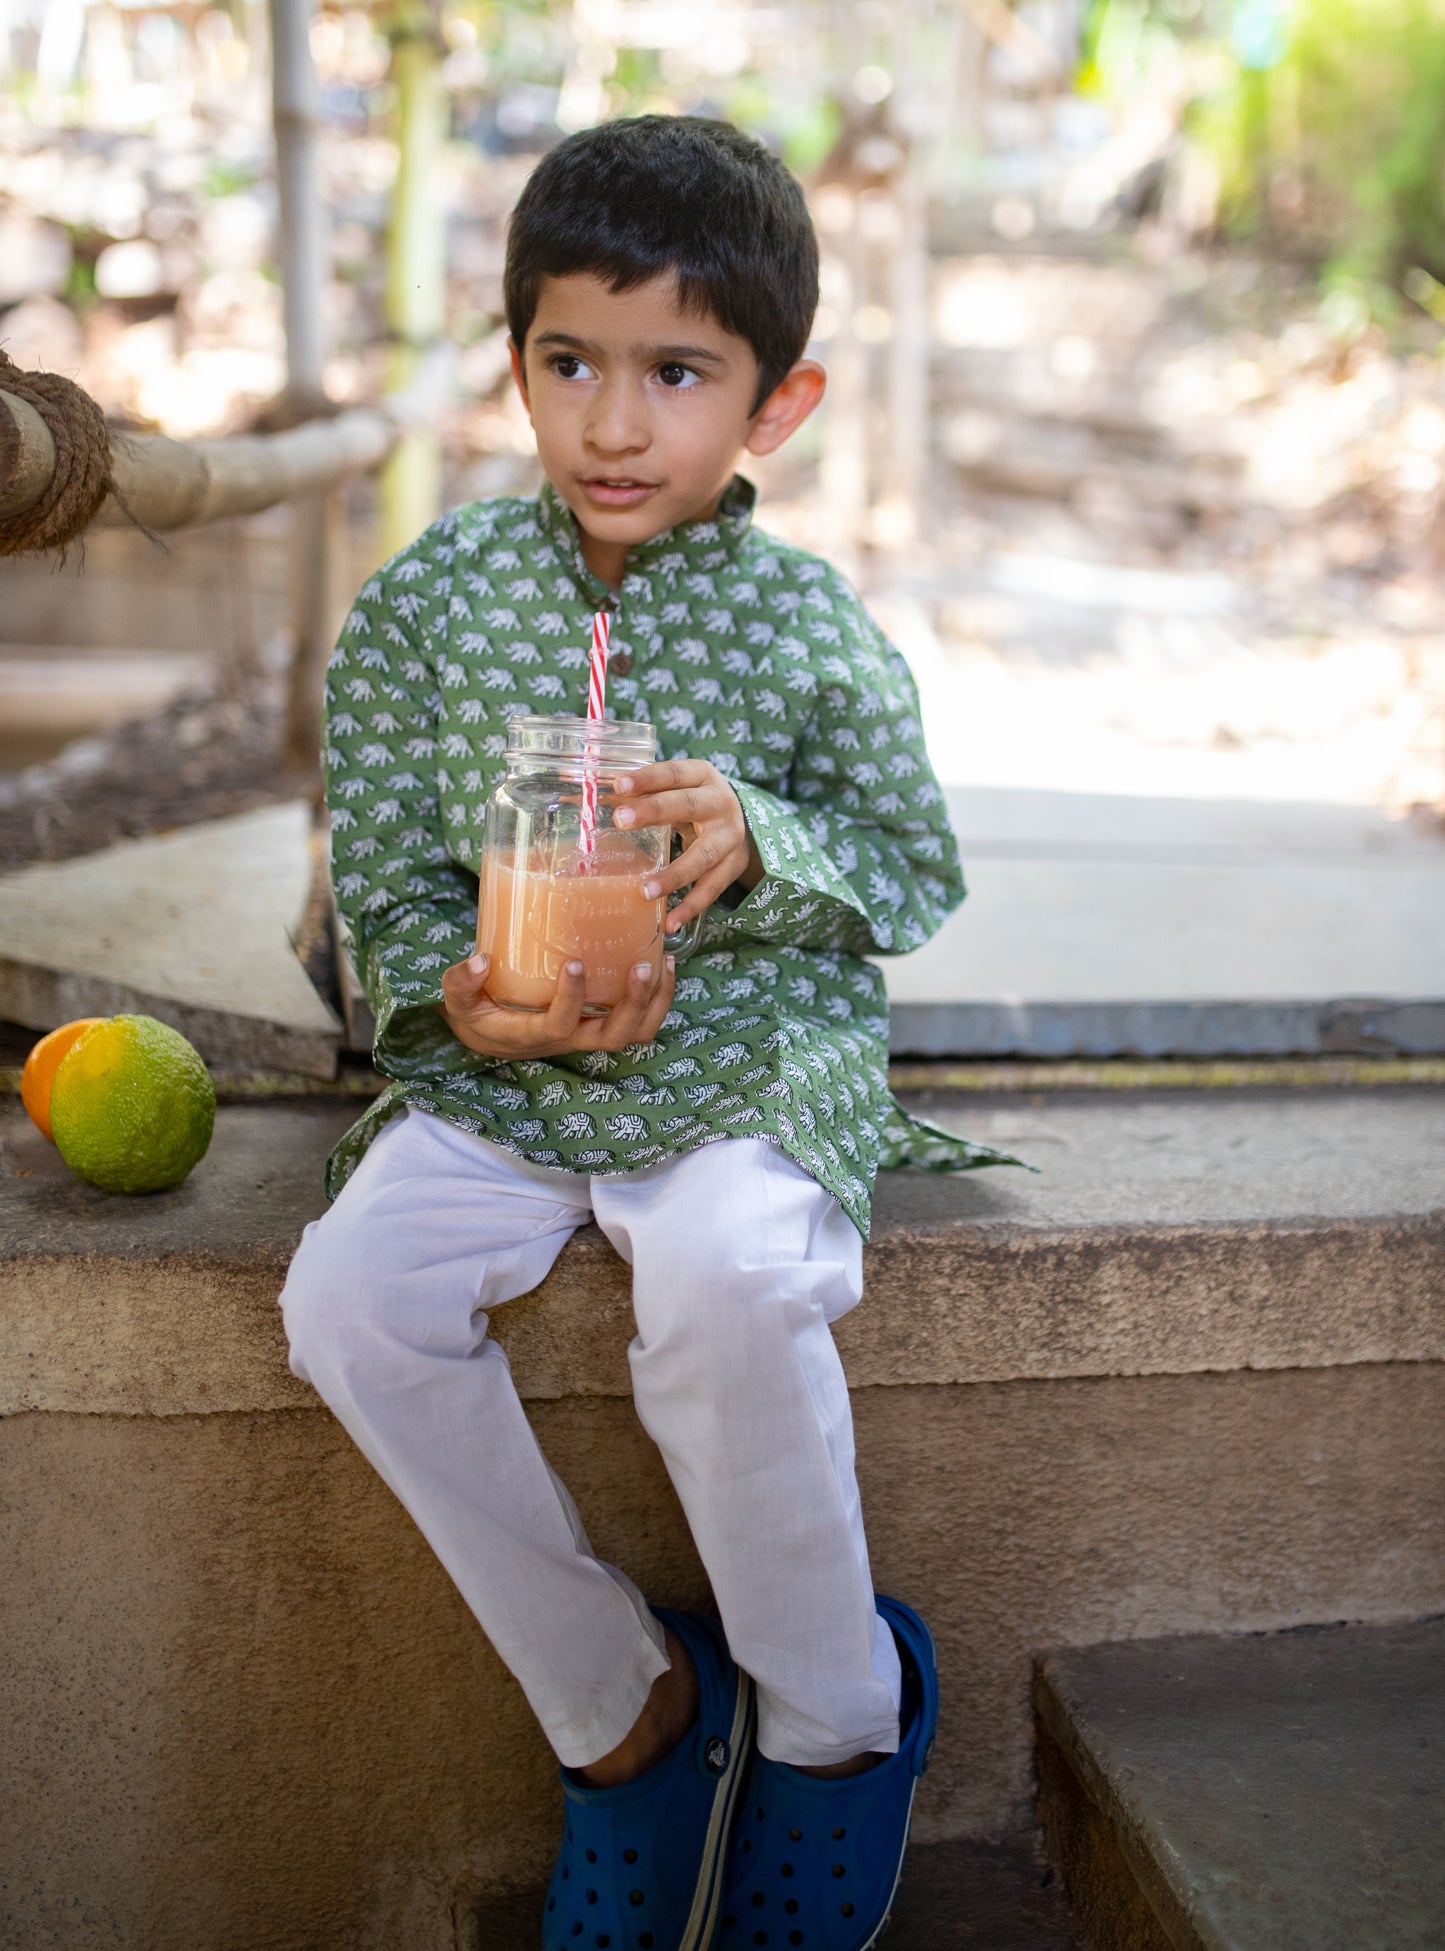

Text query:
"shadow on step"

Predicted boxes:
[[468, 1834, 1082, 1949]]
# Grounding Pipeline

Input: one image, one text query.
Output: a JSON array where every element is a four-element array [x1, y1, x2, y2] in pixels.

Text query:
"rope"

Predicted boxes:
[[0, 349, 115, 558]]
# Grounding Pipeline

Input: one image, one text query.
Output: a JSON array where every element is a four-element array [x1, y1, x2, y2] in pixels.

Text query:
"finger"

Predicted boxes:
[[641, 836, 743, 901], [665, 859, 742, 930], [596, 958, 659, 1049], [540, 960, 587, 1040], [633, 954, 677, 1044], [442, 952, 491, 1006], [613, 759, 705, 799], [613, 785, 731, 831]]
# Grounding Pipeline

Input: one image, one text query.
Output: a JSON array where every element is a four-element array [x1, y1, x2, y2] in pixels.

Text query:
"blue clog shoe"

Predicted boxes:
[[716, 1596, 939, 1951], [543, 1609, 755, 1951]]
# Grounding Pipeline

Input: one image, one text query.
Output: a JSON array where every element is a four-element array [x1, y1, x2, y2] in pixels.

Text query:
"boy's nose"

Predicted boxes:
[[585, 379, 650, 456]]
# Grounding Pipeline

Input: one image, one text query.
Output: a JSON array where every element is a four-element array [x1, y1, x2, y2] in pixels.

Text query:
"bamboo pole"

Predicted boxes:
[[0, 350, 452, 539], [268, 0, 340, 766], [377, 3, 448, 562]]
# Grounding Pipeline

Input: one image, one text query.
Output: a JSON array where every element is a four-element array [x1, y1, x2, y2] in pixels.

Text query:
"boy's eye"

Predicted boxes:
[[550, 354, 592, 380], [657, 362, 700, 389]]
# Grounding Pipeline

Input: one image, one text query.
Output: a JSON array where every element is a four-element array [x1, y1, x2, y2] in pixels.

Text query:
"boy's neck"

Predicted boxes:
[[569, 480, 733, 592], [579, 529, 629, 591]]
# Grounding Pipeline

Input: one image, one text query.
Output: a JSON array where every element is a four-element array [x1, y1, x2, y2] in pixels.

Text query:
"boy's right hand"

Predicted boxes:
[[437, 952, 676, 1059]]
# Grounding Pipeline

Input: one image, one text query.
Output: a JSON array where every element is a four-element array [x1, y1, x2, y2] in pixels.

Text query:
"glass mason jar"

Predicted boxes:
[[476, 714, 702, 1015]]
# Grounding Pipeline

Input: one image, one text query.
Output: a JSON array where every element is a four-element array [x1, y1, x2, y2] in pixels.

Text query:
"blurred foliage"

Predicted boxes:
[[1084, 0, 1445, 319], [1200, 0, 1445, 302]]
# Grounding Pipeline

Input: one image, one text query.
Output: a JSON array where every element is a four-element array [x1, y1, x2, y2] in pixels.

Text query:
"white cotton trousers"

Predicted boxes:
[[279, 1108, 901, 1770]]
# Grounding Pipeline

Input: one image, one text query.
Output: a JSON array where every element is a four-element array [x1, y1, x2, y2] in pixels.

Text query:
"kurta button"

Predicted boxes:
[[609, 649, 632, 675]]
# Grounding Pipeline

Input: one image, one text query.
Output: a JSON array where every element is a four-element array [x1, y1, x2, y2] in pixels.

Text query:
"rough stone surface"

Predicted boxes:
[[885, 788, 1445, 1057], [2, 1090, 1441, 1415], [1036, 1618, 1445, 1951], [4, 1364, 1442, 1945], [0, 801, 342, 1078], [4, 1087, 1442, 1941]]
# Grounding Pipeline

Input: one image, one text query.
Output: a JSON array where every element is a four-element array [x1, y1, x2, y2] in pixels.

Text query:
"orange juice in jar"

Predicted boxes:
[[476, 716, 699, 1014]]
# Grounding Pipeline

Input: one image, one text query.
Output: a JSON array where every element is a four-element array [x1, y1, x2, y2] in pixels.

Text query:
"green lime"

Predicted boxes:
[[50, 1014, 216, 1194]]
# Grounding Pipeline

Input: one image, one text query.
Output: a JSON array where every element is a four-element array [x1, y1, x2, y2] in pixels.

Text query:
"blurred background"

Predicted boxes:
[[2, 0, 1444, 858]]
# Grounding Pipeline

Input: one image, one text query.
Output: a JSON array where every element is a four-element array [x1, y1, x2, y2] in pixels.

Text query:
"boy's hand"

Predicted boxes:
[[612, 760, 764, 930], [438, 953, 676, 1059]]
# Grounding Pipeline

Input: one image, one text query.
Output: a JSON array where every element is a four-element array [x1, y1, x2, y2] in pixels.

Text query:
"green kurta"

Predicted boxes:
[[323, 475, 1018, 1236]]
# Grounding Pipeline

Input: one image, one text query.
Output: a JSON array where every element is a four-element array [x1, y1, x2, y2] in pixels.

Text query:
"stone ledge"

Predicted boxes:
[[2, 1090, 1441, 1418]]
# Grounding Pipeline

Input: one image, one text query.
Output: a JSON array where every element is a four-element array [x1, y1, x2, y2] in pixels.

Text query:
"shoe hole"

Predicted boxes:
[[840, 1903, 855, 1918], [832, 1828, 846, 1840], [639, 1938, 654, 1949], [830, 1864, 845, 1878], [562, 1866, 570, 1881], [570, 1928, 582, 1940], [790, 1935, 804, 1946], [757, 1806, 766, 1821], [722, 1918, 736, 1931], [622, 1849, 638, 1864], [741, 1838, 752, 1854], [586, 1889, 598, 1904], [585, 1848, 597, 1864], [780, 1863, 793, 1878], [753, 1936, 768, 1947], [547, 1899, 555, 1913], [788, 1827, 802, 1842], [784, 1899, 799, 1914], [629, 1890, 645, 1906], [751, 1892, 766, 1907], [597, 1938, 610, 1948]]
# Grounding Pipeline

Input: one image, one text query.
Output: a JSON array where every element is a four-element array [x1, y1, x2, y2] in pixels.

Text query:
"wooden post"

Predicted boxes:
[[377, 3, 447, 563], [268, 0, 341, 769]]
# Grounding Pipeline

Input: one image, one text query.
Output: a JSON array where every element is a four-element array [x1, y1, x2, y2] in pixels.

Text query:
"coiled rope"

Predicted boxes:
[[0, 348, 115, 557]]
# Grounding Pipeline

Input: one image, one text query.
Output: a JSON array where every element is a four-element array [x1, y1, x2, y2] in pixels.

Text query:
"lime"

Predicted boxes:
[[50, 1015, 216, 1194]]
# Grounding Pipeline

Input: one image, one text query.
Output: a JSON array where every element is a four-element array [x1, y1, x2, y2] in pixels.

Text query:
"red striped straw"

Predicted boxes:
[[579, 608, 610, 865]]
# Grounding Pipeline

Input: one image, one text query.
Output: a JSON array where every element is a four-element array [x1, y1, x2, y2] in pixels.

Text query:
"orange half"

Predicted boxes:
[[20, 1018, 105, 1143]]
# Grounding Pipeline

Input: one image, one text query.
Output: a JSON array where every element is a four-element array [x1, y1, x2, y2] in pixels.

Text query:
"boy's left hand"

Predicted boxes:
[[613, 760, 763, 930]]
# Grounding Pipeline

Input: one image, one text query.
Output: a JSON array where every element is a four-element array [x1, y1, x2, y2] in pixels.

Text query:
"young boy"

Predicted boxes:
[[280, 115, 1011, 1951]]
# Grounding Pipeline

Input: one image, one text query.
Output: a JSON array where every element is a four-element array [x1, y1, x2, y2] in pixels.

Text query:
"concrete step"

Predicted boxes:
[[0, 800, 343, 1079], [884, 787, 1445, 1058], [470, 1835, 1081, 1950], [3, 1086, 1441, 1948], [0, 644, 212, 772], [1035, 1618, 1445, 1951]]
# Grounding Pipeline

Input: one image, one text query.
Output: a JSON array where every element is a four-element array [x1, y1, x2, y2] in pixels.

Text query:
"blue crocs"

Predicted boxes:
[[716, 1596, 939, 1951], [543, 1609, 755, 1951]]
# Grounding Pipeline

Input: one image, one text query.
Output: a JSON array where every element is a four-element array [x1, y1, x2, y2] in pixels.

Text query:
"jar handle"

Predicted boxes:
[[663, 830, 703, 962]]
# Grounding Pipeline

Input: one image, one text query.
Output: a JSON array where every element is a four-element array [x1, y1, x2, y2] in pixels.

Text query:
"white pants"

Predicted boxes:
[[280, 1109, 902, 1770]]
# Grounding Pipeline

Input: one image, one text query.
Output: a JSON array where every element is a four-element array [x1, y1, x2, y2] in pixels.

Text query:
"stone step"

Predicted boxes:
[[3, 1086, 1441, 1947], [0, 800, 343, 1079], [0, 644, 212, 772], [884, 787, 1445, 1059], [470, 1835, 1081, 1950], [1035, 1617, 1445, 1951]]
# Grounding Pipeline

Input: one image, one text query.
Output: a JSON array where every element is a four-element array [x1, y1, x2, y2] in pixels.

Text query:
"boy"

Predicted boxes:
[[280, 115, 1012, 1950]]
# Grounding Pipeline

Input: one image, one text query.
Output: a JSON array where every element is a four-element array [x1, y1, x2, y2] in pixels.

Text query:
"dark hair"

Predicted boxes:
[[504, 116, 819, 409]]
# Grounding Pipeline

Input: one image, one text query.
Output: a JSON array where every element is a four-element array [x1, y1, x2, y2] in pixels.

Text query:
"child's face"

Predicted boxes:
[[511, 270, 823, 584]]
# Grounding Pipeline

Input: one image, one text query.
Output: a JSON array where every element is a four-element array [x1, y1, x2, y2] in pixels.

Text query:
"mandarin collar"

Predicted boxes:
[[536, 474, 757, 602]]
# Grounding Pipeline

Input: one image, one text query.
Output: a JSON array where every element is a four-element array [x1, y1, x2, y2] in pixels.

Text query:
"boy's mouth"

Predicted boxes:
[[579, 476, 661, 509]]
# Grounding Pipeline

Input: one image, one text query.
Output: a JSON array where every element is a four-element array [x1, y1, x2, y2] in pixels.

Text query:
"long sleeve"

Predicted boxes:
[[323, 532, 477, 1080], [712, 578, 964, 957]]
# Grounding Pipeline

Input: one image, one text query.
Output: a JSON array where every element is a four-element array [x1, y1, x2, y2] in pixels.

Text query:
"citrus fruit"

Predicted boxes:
[[48, 1014, 216, 1194], [20, 1018, 104, 1142]]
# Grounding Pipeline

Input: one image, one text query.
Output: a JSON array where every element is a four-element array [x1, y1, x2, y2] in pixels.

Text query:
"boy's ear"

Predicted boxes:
[[745, 359, 826, 458], [508, 337, 532, 415]]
